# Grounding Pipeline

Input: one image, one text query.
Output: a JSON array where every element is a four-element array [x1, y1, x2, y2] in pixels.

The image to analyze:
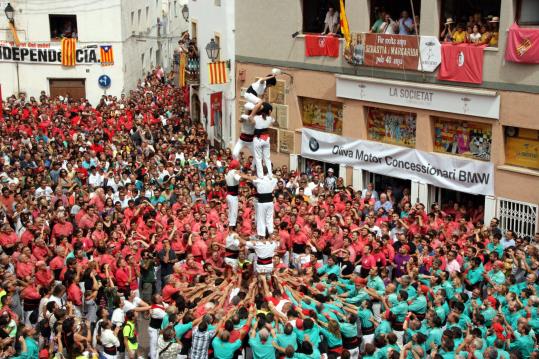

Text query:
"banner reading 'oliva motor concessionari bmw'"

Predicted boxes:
[[301, 128, 494, 196]]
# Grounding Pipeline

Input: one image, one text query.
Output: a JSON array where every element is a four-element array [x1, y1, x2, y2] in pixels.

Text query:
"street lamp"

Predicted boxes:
[[181, 5, 189, 22], [205, 38, 220, 62], [4, 3, 14, 23]]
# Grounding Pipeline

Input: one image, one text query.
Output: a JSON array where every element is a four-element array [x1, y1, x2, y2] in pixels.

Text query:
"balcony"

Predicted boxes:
[[173, 45, 199, 86]]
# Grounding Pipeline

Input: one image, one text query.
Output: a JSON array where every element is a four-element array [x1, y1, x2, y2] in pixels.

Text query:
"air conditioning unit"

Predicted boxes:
[[132, 30, 136, 36], [147, 27, 151, 33], [139, 31, 144, 36]]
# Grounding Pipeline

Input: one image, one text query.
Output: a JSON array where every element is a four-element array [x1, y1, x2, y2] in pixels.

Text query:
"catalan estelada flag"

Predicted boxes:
[[339, 0, 351, 49], [208, 61, 227, 84], [100, 45, 114, 66], [61, 38, 77, 67]]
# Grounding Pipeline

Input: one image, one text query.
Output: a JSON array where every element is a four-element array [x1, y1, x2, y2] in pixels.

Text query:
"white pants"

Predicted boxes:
[[224, 257, 239, 269], [244, 93, 262, 109], [361, 334, 374, 352], [395, 330, 404, 346], [101, 352, 118, 359], [232, 138, 254, 159], [255, 263, 274, 274], [148, 327, 159, 359], [253, 137, 271, 178], [347, 347, 360, 359], [226, 194, 239, 226], [256, 201, 274, 237], [372, 302, 382, 323]]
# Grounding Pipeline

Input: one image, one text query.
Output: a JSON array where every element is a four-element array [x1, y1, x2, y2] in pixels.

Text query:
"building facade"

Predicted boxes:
[[0, 0, 187, 105], [188, 0, 236, 148], [235, 0, 539, 237]]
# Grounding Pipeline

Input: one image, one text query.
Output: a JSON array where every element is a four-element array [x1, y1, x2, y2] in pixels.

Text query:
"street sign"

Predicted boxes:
[[98, 75, 111, 88]]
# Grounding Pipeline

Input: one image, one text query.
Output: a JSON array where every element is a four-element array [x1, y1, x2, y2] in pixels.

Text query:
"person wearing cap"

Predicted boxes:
[[324, 168, 336, 192], [440, 17, 455, 42]]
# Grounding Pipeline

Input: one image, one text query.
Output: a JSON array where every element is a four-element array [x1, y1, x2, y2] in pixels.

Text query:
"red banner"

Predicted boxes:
[[437, 43, 485, 84], [305, 35, 340, 57], [210, 92, 223, 141], [505, 23, 539, 64]]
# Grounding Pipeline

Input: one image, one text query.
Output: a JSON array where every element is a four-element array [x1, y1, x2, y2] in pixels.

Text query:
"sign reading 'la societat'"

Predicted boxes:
[[336, 75, 501, 120], [345, 33, 441, 72]]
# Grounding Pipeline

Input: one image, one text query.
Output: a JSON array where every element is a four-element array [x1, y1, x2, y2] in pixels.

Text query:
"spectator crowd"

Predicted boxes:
[[0, 65, 538, 359]]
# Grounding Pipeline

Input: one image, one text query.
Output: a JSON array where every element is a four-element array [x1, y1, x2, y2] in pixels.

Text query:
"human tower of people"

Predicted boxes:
[[0, 66, 537, 359]]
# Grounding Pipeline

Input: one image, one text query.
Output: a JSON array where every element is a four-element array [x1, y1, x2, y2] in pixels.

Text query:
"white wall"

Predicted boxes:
[[190, 0, 236, 147], [0, 0, 171, 105]]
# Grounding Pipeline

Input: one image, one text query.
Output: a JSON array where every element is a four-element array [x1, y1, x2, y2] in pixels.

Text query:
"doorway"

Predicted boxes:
[[49, 79, 86, 100], [191, 94, 201, 123], [300, 157, 339, 177], [364, 171, 411, 206], [429, 186, 485, 220]]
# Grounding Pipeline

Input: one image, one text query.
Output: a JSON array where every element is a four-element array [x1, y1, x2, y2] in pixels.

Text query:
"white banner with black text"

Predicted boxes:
[[301, 128, 494, 196]]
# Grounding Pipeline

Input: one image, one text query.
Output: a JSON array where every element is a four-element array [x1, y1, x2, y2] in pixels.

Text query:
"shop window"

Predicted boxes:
[[302, 0, 343, 35], [300, 97, 343, 135], [439, 0, 500, 47], [517, 0, 539, 26], [370, 1, 420, 35], [504, 127, 539, 170], [366, 107, 416, 147], [433, 117, 492, 161], [49, 15, 78, 40]]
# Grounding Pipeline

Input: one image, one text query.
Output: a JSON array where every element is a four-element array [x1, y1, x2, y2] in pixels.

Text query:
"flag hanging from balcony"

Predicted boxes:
[[437, 43, 485, 84], [61, 38, 77, 67], [305, 35, 340, 57], [208, 61, 228, 84], [505, 23, 539, 64], [179, 52, 187, 87], [339, 0, 351, 49], [100, 45, 114, 66]]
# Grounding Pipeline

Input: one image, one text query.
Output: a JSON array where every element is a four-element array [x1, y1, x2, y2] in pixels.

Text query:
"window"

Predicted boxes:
[[49, 15, 78, 40], [517, 0, 539, 26], [504, 127, 539, 170], [433, 117, 492, 161], [302, 0, 344, 34], [174, 1, 178, 17], [300, 97, 343, 134], [370, 0, 420, 35], [138, 9, 142, 26], [191, 21, 198, 41], [146, 6, 149, 23], [440, 0, 501, 46], [214, 33, 221, 60], [141, 53, 145, 75], [366, 107, 416, 147], [130, 11, 134, 27]]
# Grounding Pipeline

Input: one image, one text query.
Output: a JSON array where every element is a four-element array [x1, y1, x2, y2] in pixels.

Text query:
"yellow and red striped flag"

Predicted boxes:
[[339, 0, 351, 49], [61, 38, 77, 67], [100, 45, 114, 66], [208, 61, 228, 84], [179, 52, 187, 87]]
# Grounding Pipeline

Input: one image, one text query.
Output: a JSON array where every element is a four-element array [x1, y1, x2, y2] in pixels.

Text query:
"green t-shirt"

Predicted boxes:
[[248, 336, 276, 359], [276, 332, 298, 351], [212, 337, 242, 359], [123, 321, 138, 350]]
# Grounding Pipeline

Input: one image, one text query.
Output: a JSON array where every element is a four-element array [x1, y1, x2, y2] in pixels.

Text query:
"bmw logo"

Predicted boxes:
[[309, 138, 319, 152]]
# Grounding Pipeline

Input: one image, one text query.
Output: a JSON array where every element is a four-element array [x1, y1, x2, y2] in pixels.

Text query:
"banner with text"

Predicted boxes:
[[301, 128, 494, 196], [344, 33, 441, 72], [0, 41, 108, 65]]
